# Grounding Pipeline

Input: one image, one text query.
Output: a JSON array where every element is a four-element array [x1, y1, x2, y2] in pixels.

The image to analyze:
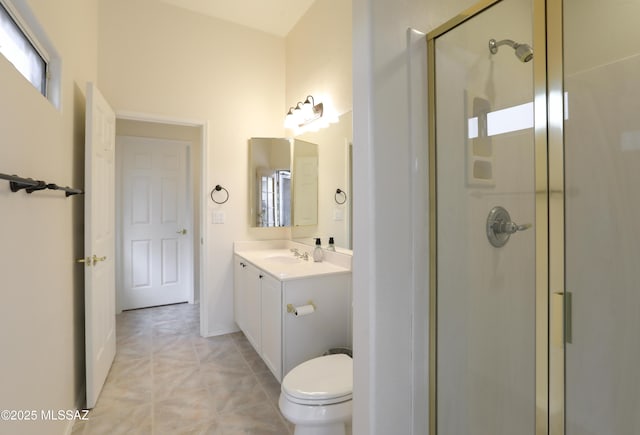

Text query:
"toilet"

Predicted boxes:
[[278, 353, 353, 435]]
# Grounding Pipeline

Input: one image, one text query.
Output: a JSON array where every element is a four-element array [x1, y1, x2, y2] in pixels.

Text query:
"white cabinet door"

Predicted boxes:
[[233, 256, 247, 331], [260, 273, 282, 381], [243, 263, 262, 353]]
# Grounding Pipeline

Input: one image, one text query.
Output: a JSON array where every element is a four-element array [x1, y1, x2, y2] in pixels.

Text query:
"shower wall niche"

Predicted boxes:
[[466, 95, 494, 186]]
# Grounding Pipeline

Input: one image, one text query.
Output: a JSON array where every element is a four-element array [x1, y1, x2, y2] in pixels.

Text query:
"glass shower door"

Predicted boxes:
[[432, 0, 537, 433], [564, 0, 640, 433]]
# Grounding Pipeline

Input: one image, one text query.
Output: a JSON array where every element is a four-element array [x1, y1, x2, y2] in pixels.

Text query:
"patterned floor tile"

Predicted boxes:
[[73, 303, 293, 435]]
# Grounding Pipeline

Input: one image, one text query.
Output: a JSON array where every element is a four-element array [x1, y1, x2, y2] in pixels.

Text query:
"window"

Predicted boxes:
[[257, 169, 291, 227], [0, 2, 46, 95], [468, 102, 534, 139], [467, 93, 569, 140], [0, 0, 59, 107]]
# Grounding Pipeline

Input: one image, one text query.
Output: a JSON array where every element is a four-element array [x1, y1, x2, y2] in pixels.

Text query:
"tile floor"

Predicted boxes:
[[72, 303, 293, 435]]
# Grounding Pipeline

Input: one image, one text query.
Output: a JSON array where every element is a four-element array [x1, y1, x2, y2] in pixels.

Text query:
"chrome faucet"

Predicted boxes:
[[290, 248, 301, 257], [301, 252, 310, 261]]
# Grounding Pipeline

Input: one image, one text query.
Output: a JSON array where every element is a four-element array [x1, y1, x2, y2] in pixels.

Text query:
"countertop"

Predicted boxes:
[[234, 246, 351, 281]]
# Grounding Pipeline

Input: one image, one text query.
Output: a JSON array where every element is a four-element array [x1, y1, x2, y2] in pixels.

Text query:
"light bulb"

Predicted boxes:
[[301, 101, 314, 120], [284, 108, 297, 129]]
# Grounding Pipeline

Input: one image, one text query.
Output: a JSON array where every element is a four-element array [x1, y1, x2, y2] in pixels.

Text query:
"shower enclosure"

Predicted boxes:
[[427, 0, 640, 434]]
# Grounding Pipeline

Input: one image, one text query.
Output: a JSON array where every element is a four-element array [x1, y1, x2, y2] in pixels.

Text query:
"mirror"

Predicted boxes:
[[292, 111, 353, 250], [248, 111, 352, 249], [248, 138, 319, 228], [292, 139, 319, 226], [248, 138, 292, 227]]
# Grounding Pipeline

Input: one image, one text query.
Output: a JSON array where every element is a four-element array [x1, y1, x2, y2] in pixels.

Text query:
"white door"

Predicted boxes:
[[84, 83, 116, 409], [118, 136, 192, 310]]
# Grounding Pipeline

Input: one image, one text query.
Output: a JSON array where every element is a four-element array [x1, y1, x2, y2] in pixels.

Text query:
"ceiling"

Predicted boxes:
[[158, 0, 317, 37]]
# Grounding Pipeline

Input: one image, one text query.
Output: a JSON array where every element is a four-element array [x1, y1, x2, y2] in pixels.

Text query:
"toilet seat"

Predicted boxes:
[[282, 354, 353, 406]]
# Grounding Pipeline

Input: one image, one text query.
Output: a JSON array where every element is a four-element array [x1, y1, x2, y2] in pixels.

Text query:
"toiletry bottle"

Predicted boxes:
[[313, 238, 324, 262], [328, 237, 336, 251]]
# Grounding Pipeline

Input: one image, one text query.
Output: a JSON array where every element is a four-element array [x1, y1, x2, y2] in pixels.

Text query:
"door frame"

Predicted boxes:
[[115, 111, 209, 337], [426, 0, 561, 433], [545, 1, 565, 434]]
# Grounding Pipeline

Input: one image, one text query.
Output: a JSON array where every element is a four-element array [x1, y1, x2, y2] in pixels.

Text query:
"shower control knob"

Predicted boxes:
[[493, 220, 532, 235], [486, 206, 532, 247]]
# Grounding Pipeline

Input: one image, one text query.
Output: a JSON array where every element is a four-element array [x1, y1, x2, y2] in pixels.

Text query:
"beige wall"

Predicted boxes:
[[98, 0, 287, 335], [0, 0, 481, 433], [0, 0, 98, 434], [286, 0, 353, 250], [286, 0, 352, 119], [294, 111, 353, 249], [99, 0, 355, 335]]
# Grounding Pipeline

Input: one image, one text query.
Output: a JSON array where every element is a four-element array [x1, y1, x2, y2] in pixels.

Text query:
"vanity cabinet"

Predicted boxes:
[[234, 256, 282, 378], [233, 254, 351, 382]]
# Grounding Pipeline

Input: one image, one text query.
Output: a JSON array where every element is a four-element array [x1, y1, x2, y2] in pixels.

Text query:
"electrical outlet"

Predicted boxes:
[[211, 211, 225, 224]]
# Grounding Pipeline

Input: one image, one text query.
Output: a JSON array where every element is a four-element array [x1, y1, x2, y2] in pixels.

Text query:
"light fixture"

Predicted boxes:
[[284, 95, 325, 130]]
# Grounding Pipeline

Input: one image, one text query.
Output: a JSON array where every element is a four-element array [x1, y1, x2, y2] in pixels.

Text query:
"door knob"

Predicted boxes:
[[92, 255, 107, 265], [76, 255, 107, 266], [176, 229, 187, 235], [486, 206, 531, 247], [76, 256, 91, 266]]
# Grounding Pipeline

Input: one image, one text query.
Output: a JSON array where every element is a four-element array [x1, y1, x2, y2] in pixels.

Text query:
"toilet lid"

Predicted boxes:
[[282, 354, 353, 405]]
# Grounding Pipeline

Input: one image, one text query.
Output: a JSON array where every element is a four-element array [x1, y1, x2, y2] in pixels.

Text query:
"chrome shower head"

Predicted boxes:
[[489, 38, 534, 63]]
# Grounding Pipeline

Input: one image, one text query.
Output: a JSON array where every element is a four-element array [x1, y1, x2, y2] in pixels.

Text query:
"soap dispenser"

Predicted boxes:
[[327, 237, 336, 251], [313, 238, 324, 262]]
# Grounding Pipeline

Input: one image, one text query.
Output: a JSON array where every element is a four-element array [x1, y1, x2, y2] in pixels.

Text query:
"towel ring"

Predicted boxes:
[[210, 185, 229, 204], [335, 188, 347, 205]]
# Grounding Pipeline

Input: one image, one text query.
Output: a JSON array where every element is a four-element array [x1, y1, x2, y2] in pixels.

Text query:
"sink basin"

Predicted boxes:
[[264, 255, 302, 264]]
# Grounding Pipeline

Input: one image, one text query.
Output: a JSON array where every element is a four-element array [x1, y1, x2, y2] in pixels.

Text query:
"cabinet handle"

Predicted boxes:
[[259, 274, 264, 279]]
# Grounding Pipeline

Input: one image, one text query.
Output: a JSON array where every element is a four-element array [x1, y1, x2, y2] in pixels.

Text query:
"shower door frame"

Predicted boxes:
[[426, 0, 566, 434]]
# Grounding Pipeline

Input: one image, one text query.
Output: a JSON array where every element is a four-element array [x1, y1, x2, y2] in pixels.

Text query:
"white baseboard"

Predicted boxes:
[[64, 419, 75, 435], [202, 326, 240, 338], [66, 384, 86, 435]]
